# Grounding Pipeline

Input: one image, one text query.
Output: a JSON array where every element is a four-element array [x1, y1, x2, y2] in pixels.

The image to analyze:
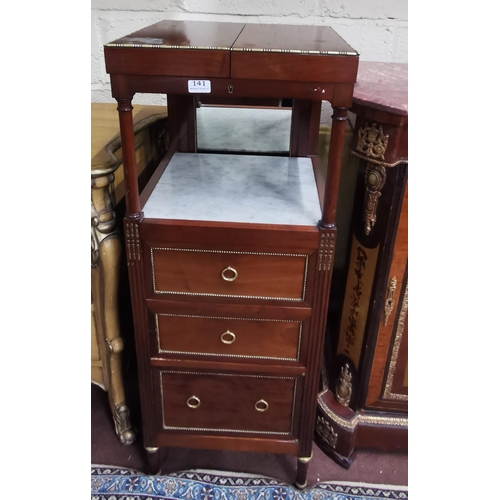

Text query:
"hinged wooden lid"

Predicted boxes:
[[104, 20, 358, 83]]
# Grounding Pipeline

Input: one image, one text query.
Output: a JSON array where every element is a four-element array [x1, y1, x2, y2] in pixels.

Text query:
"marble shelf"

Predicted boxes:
[[142, 152, 322, 226]]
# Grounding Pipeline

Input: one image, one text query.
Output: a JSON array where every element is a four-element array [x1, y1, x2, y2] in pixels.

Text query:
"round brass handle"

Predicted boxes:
[[220, 330, 236, 344], [186, 395, 201, 409], [254, 399, 269, 412], [221, 266, 238, 282]]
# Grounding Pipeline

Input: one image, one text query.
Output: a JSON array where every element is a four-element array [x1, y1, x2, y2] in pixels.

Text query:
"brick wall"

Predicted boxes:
[[91, 0, 408, 113]]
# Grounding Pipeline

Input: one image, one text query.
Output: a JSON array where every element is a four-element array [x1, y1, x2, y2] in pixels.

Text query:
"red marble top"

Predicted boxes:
[[353, 62, 408, 116]]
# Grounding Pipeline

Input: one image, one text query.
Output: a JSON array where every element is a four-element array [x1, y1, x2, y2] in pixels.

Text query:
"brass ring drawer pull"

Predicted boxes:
[[186, 395, 201, 409], [220, 330, 236, 344], [254, 399, 269, 412], [221, 266, 238, 282]]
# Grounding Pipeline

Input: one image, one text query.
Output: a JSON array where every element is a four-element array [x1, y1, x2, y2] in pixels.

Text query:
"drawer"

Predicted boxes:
[[155, 313, 302, 361], [159, 370, 298, 435], [150, 247, 309, 300]]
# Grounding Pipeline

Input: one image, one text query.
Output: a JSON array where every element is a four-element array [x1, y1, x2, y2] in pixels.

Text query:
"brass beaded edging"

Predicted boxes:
[[351, 150, 408, 168], [105, 43, 232, 50], [151, 247, 307, 257], [302, 256, 309, 299], [154, 291, 303, 301], [156, 312, 298, 322], [152, 291, 303, 301], [155, 313, 303, 361], [317, 394, 408, 430], [160, 371, 298, 435], [162, 425, 290, 435], [230, 47, 358, 56], [150, 247, 309, 301], [162, 370, 296, 379], [382, 282, 409, 402], [105, 42, 357, 56]]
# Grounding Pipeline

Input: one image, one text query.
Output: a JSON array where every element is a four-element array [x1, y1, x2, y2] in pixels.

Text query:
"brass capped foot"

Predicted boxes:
[[295, 480, 308, 490], [295, 453, 313, 490], [145, 447, 161, 475]]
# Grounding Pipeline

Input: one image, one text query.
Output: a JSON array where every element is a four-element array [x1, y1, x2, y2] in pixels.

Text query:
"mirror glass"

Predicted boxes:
[[196, 100, 292, 155]]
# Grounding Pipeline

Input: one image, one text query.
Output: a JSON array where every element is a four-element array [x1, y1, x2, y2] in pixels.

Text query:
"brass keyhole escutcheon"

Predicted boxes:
[[221, 266, 238, 282], [220, 330, 236, 344], [255, 399, 269, 412], [228, 85, 234, 93], [187, 395, 201, 409]]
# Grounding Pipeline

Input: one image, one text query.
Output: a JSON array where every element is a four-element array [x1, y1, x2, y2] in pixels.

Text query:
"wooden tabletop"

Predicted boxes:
[[107, 20, 244, 51], [232, 23, 356, 55], [104, 20, 359, 85], [106, 20, 357, 56]]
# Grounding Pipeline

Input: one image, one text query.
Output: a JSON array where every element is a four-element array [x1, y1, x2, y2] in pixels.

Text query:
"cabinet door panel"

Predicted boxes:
[[364, 184, 408, 412]]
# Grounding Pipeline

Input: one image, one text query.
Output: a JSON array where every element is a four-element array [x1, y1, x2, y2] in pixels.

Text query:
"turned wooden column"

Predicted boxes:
[[114, 96, 157, 460], [295, 105, 350, 488], [321, 106, 349, 229], [116, 98, 142, 219]]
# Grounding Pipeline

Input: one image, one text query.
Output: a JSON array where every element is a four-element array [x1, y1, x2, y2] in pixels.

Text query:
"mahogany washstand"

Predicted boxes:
[[104, 20, 358, 488]]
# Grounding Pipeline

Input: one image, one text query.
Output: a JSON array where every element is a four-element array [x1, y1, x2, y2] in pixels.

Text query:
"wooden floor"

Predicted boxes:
[[91, 382, 408, 487]]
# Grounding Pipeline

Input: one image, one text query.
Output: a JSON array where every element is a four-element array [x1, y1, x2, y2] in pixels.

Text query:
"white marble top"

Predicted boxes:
[[142, 153, 322, 226]]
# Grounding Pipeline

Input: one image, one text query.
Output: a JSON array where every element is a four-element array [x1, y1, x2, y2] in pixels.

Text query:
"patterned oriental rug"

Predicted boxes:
[[91, 466, 408, 500]]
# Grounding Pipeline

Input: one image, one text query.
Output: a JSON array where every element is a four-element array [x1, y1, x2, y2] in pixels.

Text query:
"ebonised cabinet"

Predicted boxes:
[[315, 62, 408, 467]]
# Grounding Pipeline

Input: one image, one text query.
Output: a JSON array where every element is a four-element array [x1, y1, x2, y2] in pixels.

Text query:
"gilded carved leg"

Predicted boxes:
[[91, 173, 136, 445]]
